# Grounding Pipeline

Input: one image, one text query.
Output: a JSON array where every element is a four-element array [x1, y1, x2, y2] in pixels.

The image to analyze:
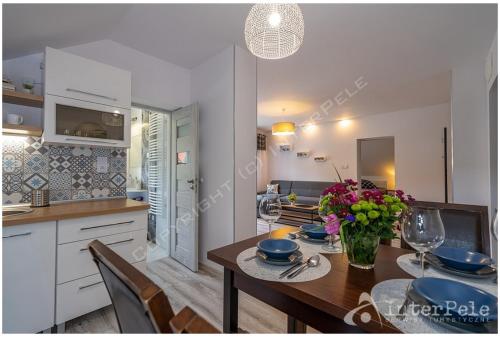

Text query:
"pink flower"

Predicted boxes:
[[325, 221, 340, 235], [324, 213, 340, 235]]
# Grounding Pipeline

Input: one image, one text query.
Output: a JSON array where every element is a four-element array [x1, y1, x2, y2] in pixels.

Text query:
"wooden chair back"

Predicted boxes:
[[401, 201, 490, 254], [88, 240, 218, 333]]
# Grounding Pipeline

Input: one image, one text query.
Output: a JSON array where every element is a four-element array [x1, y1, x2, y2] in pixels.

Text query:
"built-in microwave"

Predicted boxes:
[[43, 94, 131, 148]]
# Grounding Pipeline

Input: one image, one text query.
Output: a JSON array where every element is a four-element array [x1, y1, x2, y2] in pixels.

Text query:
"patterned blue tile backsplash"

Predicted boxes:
[[2, 136, 127, 204]]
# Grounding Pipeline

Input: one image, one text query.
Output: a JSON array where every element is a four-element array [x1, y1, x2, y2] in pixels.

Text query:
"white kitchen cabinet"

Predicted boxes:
[[57, 210, 146, 244], [55, 261, 145, 325], [43, 94, 131, 148], [55, 211, 148, 327], [44, 47, 131, 109], [57, 229, 146, 284], [43, 47, 131, 148], [2, 221, 56, 333]]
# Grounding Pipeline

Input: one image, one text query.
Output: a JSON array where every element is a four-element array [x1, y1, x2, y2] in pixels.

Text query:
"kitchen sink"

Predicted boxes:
[[2, 207, 33, 217]]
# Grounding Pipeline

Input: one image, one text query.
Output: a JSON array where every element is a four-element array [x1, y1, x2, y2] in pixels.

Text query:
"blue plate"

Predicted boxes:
[[433, 247, 493, 272], [411, 277, 498, 323], [256, 239, 299, 260], [300, 224, 327, 240]]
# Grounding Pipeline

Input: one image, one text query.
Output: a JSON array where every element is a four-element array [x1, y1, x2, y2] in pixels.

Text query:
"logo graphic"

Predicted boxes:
[[344, 292, 383, 327]]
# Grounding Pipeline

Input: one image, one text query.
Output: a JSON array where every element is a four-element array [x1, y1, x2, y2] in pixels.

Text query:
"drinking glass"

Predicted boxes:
[[259, 194, 282, 238], [402, 207, 445, 277], [318, 205, 342, 253]]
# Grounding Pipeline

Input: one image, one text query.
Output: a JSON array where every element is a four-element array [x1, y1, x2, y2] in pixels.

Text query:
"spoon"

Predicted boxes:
[[287, 255, 320, 279]]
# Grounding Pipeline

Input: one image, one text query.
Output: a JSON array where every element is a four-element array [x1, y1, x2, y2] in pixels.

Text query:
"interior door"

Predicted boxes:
[[170, 104, 199, 271]]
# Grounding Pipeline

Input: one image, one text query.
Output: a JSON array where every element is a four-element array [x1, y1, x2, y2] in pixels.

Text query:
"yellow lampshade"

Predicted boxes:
[[272, 122, 296, 135]]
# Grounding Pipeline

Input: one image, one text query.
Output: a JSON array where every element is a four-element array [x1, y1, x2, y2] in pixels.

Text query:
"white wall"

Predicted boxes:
[[191, 45, 257, 266], [266, 103, 450, 202], [2, 39, 191, 115], [191, 47, 235, 266], [234, 46, 257, 241], [451, 62, 490, 207]]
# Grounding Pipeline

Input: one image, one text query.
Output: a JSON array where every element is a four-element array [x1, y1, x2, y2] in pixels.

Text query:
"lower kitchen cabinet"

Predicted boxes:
[[2, 208, 148, 333], [2, 221, 56, 333]]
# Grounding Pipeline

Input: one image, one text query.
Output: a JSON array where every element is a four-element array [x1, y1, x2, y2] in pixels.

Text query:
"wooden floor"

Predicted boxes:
[[65, 255, 318, 333]]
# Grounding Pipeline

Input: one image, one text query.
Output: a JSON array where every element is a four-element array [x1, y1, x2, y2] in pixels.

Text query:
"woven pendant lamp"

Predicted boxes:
[[245, 3, 304, 59]]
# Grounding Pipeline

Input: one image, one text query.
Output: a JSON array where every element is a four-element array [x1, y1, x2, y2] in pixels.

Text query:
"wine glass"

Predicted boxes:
[[402, 207, 445, 277], [259, 194, 282, 238]]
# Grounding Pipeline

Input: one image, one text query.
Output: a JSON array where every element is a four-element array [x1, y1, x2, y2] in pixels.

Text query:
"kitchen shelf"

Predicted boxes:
[[2, 124, 43, 137], [3, 90, 43, 108]]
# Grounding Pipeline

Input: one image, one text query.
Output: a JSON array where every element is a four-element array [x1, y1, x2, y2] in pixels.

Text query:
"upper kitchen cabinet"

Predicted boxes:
[[44, 47, 131, 108], [43, 47, 131, 148]]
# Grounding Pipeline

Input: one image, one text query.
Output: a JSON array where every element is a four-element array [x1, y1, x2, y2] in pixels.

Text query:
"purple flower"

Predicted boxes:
[[362, 190, 373, 199], [343, 191, 358, 205], [344, 179, 358, 187], [345, 214, 355, 222]]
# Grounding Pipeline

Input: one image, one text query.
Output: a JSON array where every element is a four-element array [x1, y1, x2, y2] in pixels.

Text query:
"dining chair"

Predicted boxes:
[[88, 240, 219, 333], [402, 201, 490, 254]]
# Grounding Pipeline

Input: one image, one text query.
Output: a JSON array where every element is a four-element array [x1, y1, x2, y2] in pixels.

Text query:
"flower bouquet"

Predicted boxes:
[[319, 179, 413, 269]]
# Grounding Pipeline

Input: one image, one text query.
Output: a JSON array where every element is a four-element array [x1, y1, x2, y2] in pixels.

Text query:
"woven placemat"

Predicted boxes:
[[236, 245, 331, 283], [397, 253, 497, 295], [370, 279, 453, 333]]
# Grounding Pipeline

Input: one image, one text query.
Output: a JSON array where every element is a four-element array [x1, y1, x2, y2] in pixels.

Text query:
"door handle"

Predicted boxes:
[[66, 88, 117, 102], [65, 138, 119, 145], [3, 232, 32, 239], [187, 179, 196, 191], [80, 238, 134, 251], [78, 281, 104, 290], [187, 179, 195, 183]]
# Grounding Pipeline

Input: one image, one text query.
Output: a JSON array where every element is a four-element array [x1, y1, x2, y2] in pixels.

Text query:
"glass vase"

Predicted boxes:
[[344, 231, 380, 269]]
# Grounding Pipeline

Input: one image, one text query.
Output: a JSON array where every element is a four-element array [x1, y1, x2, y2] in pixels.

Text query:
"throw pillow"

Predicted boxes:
[[266, 184, 279, 194]]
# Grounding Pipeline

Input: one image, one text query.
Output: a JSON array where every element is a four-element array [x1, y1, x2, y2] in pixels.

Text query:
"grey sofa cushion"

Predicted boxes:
[[291, 181, 333, 198], [295, 196, 321, 205]]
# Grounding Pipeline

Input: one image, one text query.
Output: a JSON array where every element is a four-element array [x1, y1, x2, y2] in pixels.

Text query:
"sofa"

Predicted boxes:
[[257, 180, 334, 216]]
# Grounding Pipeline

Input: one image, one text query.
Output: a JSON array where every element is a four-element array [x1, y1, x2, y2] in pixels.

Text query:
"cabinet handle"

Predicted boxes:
[[3, 232, 32, 239], [78, 281, 104, 290], [80, 238, 134, 251], [80, 221, 134, 231], [65, 138, 119, 145], [66, 88, 118, 102]]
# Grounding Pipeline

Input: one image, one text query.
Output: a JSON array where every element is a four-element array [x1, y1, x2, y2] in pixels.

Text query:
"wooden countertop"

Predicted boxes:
[[2, 199, 149, 227]]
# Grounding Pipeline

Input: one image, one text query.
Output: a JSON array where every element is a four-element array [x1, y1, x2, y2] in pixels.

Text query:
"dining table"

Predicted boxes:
[[207, 226, 415, 333]]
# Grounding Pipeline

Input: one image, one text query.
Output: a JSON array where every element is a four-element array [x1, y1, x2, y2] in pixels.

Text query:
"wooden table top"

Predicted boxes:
[[208, 226, 414, 333], [281, 204, 319, 211], [2, 198, 149, 226]]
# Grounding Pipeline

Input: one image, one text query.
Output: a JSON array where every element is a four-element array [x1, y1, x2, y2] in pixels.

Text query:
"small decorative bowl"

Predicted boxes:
[[300, 224, 328, 240], [432, 247, 493, 272], [256, 239, 299, 260]]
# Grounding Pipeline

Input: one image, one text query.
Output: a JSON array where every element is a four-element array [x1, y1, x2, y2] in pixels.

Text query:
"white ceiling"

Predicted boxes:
[[3, 3, 497, 128]]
